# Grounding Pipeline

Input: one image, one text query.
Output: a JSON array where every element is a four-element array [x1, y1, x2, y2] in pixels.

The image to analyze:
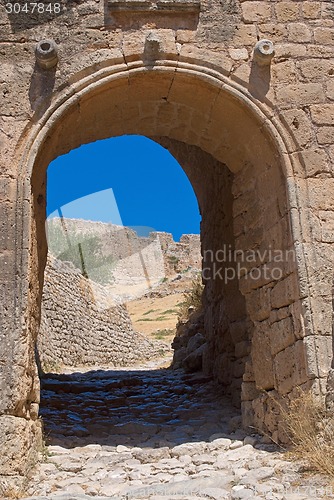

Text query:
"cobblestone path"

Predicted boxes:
[[24, 364, 331, 499]]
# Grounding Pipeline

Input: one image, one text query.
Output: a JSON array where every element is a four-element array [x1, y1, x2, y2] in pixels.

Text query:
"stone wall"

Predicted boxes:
[[1, 0, 334, 486], [158, 138, 330, 442], [156, 232, 202, 276], [47, 217, 201, 301], [38, 256, 169, 370], [159, 139, 252, 409]]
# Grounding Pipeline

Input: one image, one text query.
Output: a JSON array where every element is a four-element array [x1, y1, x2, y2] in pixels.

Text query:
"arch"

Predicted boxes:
[[19, 60, 299, 177], [11, 58, 318, 448]]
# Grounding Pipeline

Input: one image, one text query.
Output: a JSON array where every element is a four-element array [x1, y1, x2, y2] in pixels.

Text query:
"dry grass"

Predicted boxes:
[[126, 292, 184, 336], [177, 274, 204, 321], [282, 390, 334, 477], [0, 482, 28, 499]]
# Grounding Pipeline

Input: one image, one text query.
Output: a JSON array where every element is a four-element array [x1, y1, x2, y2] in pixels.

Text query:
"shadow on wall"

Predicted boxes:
[[29, 63, 56, 116], [248, 61, 271, 102]]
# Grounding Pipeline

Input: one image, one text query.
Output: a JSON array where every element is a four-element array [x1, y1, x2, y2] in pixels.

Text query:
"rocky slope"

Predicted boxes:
[[39, 219, 201, 371]]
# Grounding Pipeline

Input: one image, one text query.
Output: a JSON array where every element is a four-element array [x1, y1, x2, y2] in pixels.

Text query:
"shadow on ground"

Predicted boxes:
[[40, 368, 242, 449]]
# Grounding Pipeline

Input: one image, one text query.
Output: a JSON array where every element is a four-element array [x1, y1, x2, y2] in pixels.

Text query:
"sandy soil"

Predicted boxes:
[[125, 273, 196, 344]]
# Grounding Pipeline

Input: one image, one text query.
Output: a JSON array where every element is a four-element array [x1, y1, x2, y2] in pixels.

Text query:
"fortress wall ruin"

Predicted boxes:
[[38, 255, 169, 371], [0, 0, 334, 483]]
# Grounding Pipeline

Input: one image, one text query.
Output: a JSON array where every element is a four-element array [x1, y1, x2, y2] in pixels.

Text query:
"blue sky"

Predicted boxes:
[[47, 135, 201, 241]]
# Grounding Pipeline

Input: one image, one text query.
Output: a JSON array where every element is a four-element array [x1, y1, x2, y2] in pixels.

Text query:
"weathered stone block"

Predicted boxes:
[[302, 1, 321, 19], [0, 177, 17, 202], [0, 202, 18, 251], [290, 300, 306, 339], [308, 179, 334, 210], [232, 25, 257, 46], [235, 340, 251, 359], [241, 400, 254, 429], [241, 381, 259, 402], [317, 127, 334, 145], [246, 286, 271, 322], [280, 109, 313, 148], [299, 59, 334, 81], [309, 297, 333, 339], [271, 275, 299, 309], [275, 43, 307, 59], [275, 2, 299, 22], [251, 324, 275, 391], [242, 359, 255, 383], [319, 211, 334, 243], [269, 306, 290, 324], [329, 145, 334, 165], [228, 48, 249, 62], [299, 148, 331, 177], [276, 83, 325, 108], [272, 60, 296, 84], [263, 391, 283, 437], [258, 23, 288, 42], [313, 27, 334, 45], [310, 104, 334, 126], [269, 316, 295, 356], [304, 335, 333, 379], [234, 359, 246, 379], [288, 23, 312, 43], [241, 2, 272, 23], [274, 340, 309, 395], [0, 415, 42, 476], [326, 80, 334, 101], [122, 28, 178, 62], [239, 260, 290, 295]]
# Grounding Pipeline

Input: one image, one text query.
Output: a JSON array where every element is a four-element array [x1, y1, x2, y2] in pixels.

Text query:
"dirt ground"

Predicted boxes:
[[125, 274, 196, 344]]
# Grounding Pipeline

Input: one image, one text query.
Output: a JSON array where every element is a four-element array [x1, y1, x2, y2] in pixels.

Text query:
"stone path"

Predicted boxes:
[[24, 363, 332, 499]]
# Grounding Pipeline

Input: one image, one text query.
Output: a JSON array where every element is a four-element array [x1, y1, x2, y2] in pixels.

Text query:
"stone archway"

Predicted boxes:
[[1, 60, 325, 480]]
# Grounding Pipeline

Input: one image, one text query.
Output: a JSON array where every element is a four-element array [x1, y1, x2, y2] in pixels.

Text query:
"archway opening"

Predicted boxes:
[[37, 133, 244, 450], [39, 135, 202, 371], [28, 66, 301, 450]]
